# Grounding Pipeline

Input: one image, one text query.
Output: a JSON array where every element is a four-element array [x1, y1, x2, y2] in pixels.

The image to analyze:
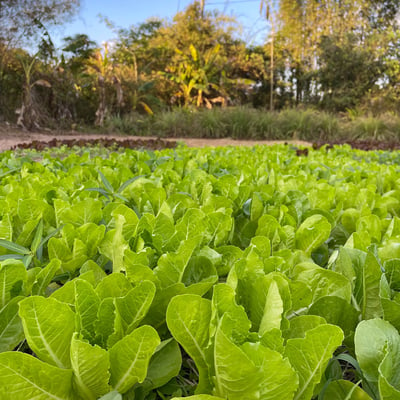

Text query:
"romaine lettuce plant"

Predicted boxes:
[[0, 144, 399, 399]]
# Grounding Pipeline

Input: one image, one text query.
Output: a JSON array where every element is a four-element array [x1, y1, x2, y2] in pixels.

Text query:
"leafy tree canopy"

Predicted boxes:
[[0, 0, 80, 45]]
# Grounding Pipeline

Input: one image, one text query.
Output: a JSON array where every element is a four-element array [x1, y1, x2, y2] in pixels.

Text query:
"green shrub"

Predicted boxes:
[[101, 107, 400, 142]]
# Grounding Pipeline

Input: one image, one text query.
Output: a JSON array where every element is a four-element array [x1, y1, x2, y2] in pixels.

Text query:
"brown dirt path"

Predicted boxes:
[[0, 127, 311, 151]]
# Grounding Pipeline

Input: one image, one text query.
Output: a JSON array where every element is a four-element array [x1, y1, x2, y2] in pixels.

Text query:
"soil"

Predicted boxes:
[[2, 124, 400, 152], [313, 139, 400, 151], [0, 124, 311, 152]]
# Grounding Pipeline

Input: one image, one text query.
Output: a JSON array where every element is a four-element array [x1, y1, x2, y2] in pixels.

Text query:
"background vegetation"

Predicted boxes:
[[1, 0, 400, 138]]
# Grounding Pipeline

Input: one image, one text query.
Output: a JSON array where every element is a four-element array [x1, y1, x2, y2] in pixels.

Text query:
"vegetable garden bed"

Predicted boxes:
[[0, 143, 399, 399]]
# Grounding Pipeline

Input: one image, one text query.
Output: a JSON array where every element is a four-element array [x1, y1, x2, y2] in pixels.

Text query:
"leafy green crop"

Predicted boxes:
[[1, 143, 400, 399]]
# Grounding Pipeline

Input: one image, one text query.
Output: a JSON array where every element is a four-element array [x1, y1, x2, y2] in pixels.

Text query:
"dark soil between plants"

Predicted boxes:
[[12, 137, 177, 151], [12, 138, 400, 152], [313, 139, 400, 151], [2, 124, 400, 152]]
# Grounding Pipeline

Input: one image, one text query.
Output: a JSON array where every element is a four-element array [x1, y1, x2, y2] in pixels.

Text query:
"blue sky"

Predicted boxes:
[[52, 0, 268, 47]]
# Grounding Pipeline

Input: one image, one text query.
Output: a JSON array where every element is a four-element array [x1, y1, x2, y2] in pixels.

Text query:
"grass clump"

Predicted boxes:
[[102, 107, 400, 142]]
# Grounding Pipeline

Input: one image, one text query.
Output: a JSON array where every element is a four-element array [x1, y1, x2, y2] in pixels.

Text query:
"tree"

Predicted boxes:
[[0, 46, 25, 120], [113, 20, 164, 114], [0, 0, 80, 122], [274, 0, 400, 106], [16, 52, 51, 129], [62, 34, 97, 74], [151, 2, 265, 107], [318, 34, 382, 111], [0, 0, 80, 45], [260, 0, 279, 110], [86, 43, 117, 126], [164, 43, 223, 107], [43, 34, 98, 123]]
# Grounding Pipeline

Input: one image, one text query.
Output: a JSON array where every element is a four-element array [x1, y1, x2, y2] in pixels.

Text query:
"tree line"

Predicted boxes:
[[0, 0, 400, 130]]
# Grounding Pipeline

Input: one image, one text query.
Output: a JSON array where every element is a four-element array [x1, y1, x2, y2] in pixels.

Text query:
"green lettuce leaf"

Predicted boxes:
[[99, 214, 129, 273], [70, 334, 111, 400], [0, 296, 24, 352], [141, 339, 182, 393], [295, 215, 331, 256], [32, 259, 61, 297], [74, 279, 101, 342], [109, 325, 160, 394], [323, 379, 372, 399], [0, 351, 73, 400], [284, 324, 344, 400], [166, 294, 213, 393], [172, 396, 225, 400], [19, 296, 75, 368], [114, 280, 156, 335], [0, 260, 27, 308], [213, 313, 298, 400], [355, 319, 400, 398]]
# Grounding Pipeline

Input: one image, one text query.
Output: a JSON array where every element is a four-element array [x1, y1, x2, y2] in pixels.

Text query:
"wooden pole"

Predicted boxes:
[[270, 24, 274, 111]]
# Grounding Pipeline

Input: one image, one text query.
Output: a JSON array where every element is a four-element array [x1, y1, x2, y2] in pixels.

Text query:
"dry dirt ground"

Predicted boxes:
[[0, 125, 311, 151]]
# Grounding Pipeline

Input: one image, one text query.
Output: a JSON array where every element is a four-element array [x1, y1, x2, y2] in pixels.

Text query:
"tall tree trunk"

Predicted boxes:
[[95, 76, 107, 126], [270, 26, 274, 111]]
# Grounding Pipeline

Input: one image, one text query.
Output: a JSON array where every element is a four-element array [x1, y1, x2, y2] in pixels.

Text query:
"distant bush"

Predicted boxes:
[[103, 107, 400, 142]]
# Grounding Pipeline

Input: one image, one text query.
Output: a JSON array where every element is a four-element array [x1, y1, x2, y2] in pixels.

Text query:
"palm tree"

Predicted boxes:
[[16, 53, 51, 130], [86, 43, 117, 126]]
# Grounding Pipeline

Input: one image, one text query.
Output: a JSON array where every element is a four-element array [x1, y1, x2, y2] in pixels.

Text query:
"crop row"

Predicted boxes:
[[0, 144, 400, 399]]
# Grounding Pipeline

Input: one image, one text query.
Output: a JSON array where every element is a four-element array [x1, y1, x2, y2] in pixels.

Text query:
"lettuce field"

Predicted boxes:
[[1, 143, 400, 400]]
